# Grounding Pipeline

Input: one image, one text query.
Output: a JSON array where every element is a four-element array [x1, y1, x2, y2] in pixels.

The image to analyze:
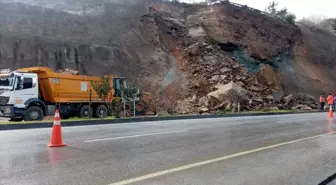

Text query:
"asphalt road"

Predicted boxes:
[[1, 112, 336, 185]]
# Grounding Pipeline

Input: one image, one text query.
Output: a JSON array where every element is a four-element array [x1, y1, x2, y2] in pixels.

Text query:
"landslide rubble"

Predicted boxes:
[[157, 2, 317, 114]]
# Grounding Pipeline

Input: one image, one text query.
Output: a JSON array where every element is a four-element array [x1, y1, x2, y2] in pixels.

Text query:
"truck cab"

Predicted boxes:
[[0, 70, 40, 121]]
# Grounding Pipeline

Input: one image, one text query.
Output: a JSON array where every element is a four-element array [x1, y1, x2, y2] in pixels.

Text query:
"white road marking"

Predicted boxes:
[[84, 130, 189, 143], [108, 132, 335, 185]]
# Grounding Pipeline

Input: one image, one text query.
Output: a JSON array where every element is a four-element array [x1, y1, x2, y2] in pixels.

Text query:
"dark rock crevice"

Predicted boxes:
[[218, 42, 239, 52], [216, 40, 289, 73]]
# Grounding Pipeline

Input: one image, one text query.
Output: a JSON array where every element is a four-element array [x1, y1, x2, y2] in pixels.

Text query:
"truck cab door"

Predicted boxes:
[[14, 74, 38, 108]]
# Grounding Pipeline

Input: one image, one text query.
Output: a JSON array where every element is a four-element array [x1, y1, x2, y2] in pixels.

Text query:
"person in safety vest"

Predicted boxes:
[[327, 93, 334, 111], [320, 94, 325, 111]]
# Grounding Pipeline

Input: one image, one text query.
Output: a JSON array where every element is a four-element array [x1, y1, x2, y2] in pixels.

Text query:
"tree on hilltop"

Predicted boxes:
[[265, 1, 296, 24]]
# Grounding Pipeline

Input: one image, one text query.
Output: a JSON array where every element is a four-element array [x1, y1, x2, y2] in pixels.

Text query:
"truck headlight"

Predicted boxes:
[[4, 107, 11, 114]]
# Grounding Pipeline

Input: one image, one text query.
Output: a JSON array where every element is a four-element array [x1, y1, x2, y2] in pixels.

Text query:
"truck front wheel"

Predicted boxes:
[[24, 106, 44, 121]]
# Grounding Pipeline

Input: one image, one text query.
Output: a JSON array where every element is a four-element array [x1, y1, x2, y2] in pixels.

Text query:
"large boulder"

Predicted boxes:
[[271, 91, 285, 102], [268, 106, 280, 111], [266, 95, 274, 101], [294, 93, 317, 108], [207, 81, 247, 101], [210, 75, 221, 82], [284, 94, 293, 104], [291, 104, 304, 110], [189, 26, 207, 38], [198, 107, 210, 113], [301, 105, 313, 110], [175, 99, 195, 114], [156, 111, 172, 116]]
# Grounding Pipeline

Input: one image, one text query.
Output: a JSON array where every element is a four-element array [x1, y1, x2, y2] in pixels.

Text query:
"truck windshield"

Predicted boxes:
[[0, 74, 15, 88]]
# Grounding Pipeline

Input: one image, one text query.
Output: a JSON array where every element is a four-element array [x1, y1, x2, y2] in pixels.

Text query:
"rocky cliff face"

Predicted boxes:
[[0, 0, 152, 75], [0, 0, 334, 112]]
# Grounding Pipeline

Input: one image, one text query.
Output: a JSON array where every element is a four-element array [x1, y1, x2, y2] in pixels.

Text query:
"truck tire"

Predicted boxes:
[[95, 105, 108, 118], [24, 106, 44, 121], [79, 105, 93, 118], [60, 113, 71, 120]]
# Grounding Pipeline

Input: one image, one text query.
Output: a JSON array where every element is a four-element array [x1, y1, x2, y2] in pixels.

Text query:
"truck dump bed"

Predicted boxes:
[[17, 67, 113, 103]]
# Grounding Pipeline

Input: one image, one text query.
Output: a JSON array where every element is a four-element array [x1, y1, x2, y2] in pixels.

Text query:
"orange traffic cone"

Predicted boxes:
[[48, 109, 66, 147], [329, 105, 334, 118]]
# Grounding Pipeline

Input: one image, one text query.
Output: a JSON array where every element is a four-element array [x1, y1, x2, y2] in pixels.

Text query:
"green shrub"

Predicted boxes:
[[265, 1, 296, 24]]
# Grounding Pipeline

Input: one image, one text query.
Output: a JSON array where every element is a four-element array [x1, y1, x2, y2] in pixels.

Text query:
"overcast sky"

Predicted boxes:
[[182, 0, 336, 19]]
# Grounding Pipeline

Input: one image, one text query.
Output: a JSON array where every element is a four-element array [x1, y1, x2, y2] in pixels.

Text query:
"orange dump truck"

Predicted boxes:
[[0, 67, 126, 121]]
